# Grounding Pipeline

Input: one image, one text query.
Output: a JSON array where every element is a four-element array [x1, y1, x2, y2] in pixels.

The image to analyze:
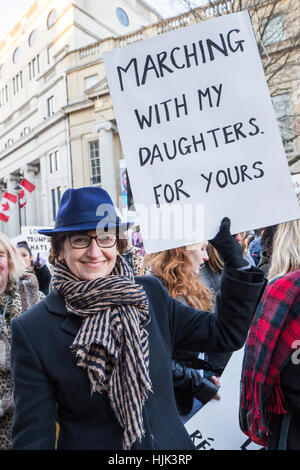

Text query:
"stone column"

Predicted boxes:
[[21, 164, 38, 226], [93, 121, 118, 205], [4, 174, 20, 238]]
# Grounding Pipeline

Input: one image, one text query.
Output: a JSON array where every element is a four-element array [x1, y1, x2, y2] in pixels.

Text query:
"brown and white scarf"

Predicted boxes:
[[52, 256, 152, 450]]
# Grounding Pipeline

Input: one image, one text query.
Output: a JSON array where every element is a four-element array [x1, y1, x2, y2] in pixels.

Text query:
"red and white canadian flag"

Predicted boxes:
[[19, 178, 35, 208], [0, 192, 18, 223]]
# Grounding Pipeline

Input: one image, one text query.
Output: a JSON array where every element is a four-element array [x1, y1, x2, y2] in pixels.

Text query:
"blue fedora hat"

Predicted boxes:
[[38, 187, 133, 236]]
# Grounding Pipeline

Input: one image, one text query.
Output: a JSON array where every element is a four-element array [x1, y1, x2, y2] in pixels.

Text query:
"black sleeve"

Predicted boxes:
[[172, 360, 218, 404], [10, 319, 57, 450], [165, 266, 265, 353]]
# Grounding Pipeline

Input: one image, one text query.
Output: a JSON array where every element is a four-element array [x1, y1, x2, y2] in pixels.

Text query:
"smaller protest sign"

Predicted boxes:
[[292, 174, 300, 194], [184, 347, 263, 450], [21, 226, 51, 266]]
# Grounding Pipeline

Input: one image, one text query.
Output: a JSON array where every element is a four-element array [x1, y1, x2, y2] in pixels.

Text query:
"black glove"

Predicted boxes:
[[209, 217, 248, 269], [172, 360, 218, 406]]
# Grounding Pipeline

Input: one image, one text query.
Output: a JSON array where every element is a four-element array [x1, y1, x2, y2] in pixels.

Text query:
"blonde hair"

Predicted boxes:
[[0, 232, 25, 283], [268, 194, 300, 280]]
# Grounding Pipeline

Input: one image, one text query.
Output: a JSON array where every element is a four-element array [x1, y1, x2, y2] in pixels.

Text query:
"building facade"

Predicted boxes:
[[0, 0, 160, 236]]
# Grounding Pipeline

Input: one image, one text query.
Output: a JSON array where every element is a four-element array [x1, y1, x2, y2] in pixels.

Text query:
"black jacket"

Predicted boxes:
[[11, 267, 265, 450], [172, 351, 219, 415]]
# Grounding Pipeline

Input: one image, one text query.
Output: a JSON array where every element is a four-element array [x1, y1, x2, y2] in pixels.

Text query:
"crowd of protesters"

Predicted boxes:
[[0, 186, 299, 450]]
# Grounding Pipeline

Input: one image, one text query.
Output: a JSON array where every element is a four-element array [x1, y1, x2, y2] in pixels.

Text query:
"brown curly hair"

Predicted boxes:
[[48, 232, 128, 266], [146, 247, 214, 311]]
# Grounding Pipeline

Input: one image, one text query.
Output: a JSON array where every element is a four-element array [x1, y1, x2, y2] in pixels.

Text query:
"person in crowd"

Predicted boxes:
[[256, 225, 278, 277], [10, 187, 265, 450], [121, 230, 151, 277], [240, 203, 300, 450], [234, 232, 256, 267], [198, 243, 223, 297], [16, 241, 52, 295], [146, 242, 221, 422], [0, 233, 43, 449], [267, 216, 300, 281], [248, 229, 264, 267]]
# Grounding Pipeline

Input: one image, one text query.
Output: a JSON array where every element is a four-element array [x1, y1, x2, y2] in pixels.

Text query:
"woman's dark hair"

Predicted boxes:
[[49, 231, 128, 266], [16, 241, 32, 257]]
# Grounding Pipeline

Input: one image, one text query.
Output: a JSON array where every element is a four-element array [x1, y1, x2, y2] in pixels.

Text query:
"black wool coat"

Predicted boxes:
[[11, 267, 265, 450]]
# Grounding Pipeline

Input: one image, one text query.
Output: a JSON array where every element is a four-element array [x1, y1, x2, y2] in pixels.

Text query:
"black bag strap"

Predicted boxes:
[[278, 407, 293, 450]]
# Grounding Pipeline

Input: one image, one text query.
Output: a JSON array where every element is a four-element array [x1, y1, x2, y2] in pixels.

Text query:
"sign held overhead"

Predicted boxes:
[[103, 11, 300, 253]]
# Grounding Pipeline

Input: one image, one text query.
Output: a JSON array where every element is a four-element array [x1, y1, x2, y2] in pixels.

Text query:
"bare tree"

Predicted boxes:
[[176, 0, 300, 165]]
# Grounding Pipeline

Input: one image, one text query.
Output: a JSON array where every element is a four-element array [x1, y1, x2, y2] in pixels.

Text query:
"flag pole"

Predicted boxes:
[[14, 183, 22, 231]]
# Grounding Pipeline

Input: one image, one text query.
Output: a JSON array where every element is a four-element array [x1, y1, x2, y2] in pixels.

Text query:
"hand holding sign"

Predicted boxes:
[[209, 217, 248, 268], [103, 11, 300, 254]]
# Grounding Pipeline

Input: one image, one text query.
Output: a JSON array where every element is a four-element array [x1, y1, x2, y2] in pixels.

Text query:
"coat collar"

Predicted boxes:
[[44, 290, 83, 337]]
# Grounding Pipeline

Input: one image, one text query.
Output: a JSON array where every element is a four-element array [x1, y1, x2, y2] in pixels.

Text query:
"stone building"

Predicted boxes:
[[0, 0, 298, 237], [0, 0, 160, 236]]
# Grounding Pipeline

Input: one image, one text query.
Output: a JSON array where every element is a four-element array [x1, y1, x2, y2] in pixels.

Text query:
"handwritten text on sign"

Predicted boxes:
[[103, 11, 300, 253]]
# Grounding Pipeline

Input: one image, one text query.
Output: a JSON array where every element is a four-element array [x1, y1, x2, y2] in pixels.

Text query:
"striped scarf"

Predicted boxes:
[[240, 270, 300, 447], [52, 256, 153, 450]]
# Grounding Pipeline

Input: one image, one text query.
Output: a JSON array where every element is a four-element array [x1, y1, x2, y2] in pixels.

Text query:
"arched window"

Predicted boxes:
[[29, 29, 38, 47], [13, 47, 21, 64], [116, 7, 129, 27], [47, 9, 57, 28]]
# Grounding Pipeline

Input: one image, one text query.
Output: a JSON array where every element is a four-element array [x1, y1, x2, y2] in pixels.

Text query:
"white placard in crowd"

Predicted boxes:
[[292, 173, 300, 194], [21, 226, 51, 266], [184, 347, 263, 450], [103, 10, 300, 253]]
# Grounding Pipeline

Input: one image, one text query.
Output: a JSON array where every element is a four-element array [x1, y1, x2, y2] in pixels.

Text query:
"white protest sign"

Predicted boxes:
[[184, 347, 263, 450], [21, 226, 51, 265], [103, 11, 300, 253]]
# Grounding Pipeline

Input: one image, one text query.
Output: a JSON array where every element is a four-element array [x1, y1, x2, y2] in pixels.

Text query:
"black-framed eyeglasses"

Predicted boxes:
[[68, 233, 117, 249]]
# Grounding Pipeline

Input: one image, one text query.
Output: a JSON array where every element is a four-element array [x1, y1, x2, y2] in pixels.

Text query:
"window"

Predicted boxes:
[[262, 15, 285, 46], [13, 47, 21, 64], [116, 7, 129, 27], [49, 150, 60, 173], [29, 29, 38, 47], [5, 138, 14, 148], [47, 46, 51, 65], [47, 9, 57, 28], [89, 141, 101, 185], [47, 95, 54, 116], [84, 74, 99, 90], [57, 186, 62, 206], [20, 126, 31, 137], [0, 86, 8, 107], [272, 93, 293, 152], [13, 72, 23, 94], [51, 189, 56, 220], [29, 55, 40, 80], [51, 186, 62, 220], [0, 64, 5, 79]]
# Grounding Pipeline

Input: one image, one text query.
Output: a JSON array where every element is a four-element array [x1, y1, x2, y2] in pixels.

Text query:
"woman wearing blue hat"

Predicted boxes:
[[10, 187, 266, 450]]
